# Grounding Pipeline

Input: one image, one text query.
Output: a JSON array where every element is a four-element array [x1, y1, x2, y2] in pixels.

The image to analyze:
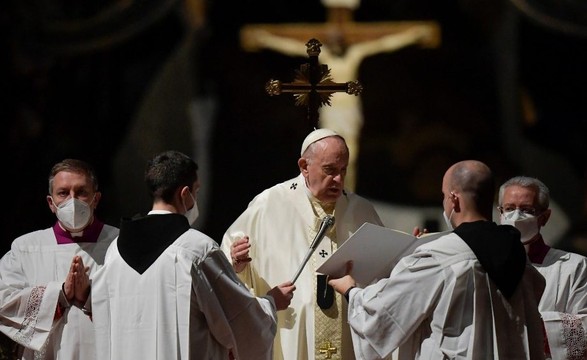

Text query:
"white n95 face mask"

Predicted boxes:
[[443, 209, 454, 231], [500, 210, 540, 244], [442, 195, 454, 231], [183, 191, 199, 226], [55, 197, 92, 231]]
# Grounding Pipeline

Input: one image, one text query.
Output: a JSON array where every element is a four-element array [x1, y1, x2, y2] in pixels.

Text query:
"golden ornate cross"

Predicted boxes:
[[264, 38, 362, 128], [318, 341, 338, 359]]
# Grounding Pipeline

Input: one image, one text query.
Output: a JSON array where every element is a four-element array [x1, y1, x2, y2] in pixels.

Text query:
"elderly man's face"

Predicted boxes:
[[302, 137, 349, 204]]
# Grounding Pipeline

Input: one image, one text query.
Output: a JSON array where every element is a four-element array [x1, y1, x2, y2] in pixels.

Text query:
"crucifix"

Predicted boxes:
[[264, 38, 362, 129], [241, 0, 441, 191]]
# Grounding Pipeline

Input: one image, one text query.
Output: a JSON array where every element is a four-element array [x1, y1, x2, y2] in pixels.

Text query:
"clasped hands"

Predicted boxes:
[[62, 255, 91, 308]]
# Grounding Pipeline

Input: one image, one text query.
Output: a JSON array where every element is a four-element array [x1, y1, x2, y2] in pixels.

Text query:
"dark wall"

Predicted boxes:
[[2, 0, 586, 256]]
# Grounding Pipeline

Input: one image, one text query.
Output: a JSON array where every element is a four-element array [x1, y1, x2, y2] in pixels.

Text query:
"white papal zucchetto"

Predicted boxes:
[[300, 128, 340, 156]]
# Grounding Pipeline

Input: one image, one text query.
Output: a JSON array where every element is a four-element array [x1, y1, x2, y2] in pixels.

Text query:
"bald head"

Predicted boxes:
[[444, 160, 495, 218]]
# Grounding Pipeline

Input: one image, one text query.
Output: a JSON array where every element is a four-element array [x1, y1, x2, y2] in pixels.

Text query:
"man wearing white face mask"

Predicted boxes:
[[0, 158, 119, 359], [499, 176, 587, 359], [90, 150, 296, 360]]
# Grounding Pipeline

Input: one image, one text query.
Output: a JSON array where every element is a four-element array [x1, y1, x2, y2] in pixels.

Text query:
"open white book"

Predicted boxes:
[[316, 222, 449, 287]]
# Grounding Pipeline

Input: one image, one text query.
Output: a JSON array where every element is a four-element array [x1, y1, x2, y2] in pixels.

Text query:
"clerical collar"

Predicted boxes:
[[527, 235, 550, 264], [53, 218, 104, 244], [148, 209, 173, 215]]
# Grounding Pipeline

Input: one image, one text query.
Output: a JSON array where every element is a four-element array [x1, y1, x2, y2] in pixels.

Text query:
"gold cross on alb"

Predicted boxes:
[[265, 38, 362, 128], [318, 341, 338, 359]]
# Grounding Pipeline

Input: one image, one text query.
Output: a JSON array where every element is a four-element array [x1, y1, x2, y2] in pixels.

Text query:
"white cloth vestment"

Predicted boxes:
[[346, 232, 546, 360], [535, 247, 587, 359], [0, 225, 118, 359], [92, 226, 278, 360], [221, 174, 383, 360]]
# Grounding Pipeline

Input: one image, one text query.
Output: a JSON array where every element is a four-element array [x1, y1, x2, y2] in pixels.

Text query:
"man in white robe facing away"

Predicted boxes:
[[0, 158, 119, 359], [221, 128, 384, 360], [90, 150, 296, 360], [329, 160, 546, 359], [498, 176, 587, 359]]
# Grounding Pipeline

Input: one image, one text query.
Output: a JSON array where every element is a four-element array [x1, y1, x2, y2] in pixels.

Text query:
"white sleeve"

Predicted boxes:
[[542, 311, 587, 359], [0, 249, 61, 351], [194, 249, 277, 360]]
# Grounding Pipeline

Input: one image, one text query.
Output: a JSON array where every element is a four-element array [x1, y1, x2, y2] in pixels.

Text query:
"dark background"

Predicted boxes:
[[0, 0, 586, 355], [2, 0, 587, 258]]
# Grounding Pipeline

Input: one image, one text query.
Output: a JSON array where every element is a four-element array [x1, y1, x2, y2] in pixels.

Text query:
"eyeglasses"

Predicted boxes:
[[497, 205, 539, 215]]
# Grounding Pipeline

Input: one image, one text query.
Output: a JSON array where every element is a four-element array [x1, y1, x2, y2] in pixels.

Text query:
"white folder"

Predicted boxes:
[[317, 222, 449, 286]]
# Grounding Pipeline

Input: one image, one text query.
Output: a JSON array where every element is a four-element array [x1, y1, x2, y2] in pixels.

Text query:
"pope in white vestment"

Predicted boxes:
[[221, 172, 383, 360], [344, 221, 546, 360], [91, 212, 280, 360], [0, 220, 118, 360]]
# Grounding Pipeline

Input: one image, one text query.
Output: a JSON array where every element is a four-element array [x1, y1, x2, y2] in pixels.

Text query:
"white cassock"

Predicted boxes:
[[91, 228, 278, 360], [535, 247, 587, 359], [221, 173, 383, 360], [0, 225, 118, 359], [346, 233, 546, 360]]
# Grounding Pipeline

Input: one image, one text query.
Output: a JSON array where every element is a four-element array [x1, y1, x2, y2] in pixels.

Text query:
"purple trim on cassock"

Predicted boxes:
[[527, 235, 550, 264], [53, 219, 104, 244]]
